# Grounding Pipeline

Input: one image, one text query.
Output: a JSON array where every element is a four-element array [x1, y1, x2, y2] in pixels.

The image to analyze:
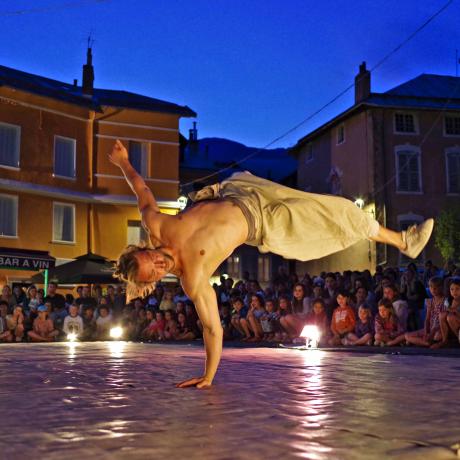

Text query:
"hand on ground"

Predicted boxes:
[[175, 376, 212, 389]]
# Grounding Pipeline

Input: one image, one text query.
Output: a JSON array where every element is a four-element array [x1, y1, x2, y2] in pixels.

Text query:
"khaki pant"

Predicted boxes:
[[189, 172, 379, 262]]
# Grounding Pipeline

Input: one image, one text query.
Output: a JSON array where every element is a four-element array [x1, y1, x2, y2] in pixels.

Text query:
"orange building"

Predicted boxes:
[[291, 63, 460, 273], [0, 49, 195, 285]]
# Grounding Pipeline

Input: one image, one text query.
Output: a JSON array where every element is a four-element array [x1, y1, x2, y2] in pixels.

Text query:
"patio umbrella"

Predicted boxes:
[[30, 252, 117, 285]]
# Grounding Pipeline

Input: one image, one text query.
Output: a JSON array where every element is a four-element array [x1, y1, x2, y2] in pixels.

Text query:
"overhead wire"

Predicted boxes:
[[180, 0, 455, 189]]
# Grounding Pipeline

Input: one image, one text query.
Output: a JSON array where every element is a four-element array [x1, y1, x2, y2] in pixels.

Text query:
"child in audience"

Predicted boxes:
[[28, 305, 59, 342], [406, 276, 447, 348], [63, 304, 84, 339], [329, 290, 356, 346], [0, 301, 12, 342], [245, 294, 266, 342], [383, 284, 408, 332], [374, 298, 405, 346], [81, 306, 97, 341], [260, 298, 278, 341], [163, 310, 178, 340], [231, 297, 250, 340], [174, 312, 196, 340], [96, 305, 113, 340], [144, 311, 166, 340], [345, 305, 374, 346], [305, 298, 329, 346]]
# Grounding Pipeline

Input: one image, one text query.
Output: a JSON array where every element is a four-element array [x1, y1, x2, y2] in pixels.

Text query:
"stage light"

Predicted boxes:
[[300, 325, 320, 349], [110, 326, 123, 339], [67, 332, 78, 342], [354, 198, 365, 209], [177, 195, 188, 210]]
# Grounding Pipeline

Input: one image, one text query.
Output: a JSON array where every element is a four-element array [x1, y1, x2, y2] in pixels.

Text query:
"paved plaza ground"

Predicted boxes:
[[0, 342, 459, 459]]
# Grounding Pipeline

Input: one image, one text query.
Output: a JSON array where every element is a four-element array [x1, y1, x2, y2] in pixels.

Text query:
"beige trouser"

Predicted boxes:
[[189, 172, 379, 262]]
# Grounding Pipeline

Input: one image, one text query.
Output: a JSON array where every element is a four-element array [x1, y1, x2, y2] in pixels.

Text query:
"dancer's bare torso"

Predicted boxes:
[[143, 198, 248, 290]]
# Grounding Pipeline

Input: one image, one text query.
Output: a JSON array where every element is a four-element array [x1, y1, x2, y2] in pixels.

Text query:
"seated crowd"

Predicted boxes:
[[0, 260, 459, 349]]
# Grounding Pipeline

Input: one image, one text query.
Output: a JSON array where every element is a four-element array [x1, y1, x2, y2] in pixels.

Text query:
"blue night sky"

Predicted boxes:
[[1, 0, 458, 148]]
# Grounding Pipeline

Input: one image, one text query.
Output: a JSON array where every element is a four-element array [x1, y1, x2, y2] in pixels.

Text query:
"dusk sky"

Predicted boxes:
[[2, 0, 458, 148]]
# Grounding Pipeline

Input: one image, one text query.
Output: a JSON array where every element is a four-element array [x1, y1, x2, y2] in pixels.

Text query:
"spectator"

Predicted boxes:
[[245, 294, 266, 342], [12, 285, 26, 306], [345, 305, 374, 346], [292, 283, 311, 315], [28, 305, 58, 342], [113, 286, 126, 315], [63, 304, 84, 339], [173, 286, 189, 304], [96, 305, 113, 340], [43, 282, 66, 311], [81, 306, 97, 341], [400, 266, 426, 331], [436, 278, 460, 347], [6, 305, 25, 342], [231, 297, 250, 340], [383, 284, 408, 332], [329, 290, 356, 346], [324, 273, 339, 320], [93, 285, 104, 304], [144, 311, 166, 341], [259, 298, 278, 341], [277, 295, 293, 342], [174, 312, 196, 340], [1, 285, 15, 311], [0, 301, 12, 342], [423, 260, 437, 287], [185, 303, 201, 338], [374, 298, 405, 346], [163, 310, 178, 340], [75, 286, 98, 313], [120, 306, 136, 340], [159, 289, 175, 312], [220, 303, 233, 340], [305, 298, 329, 346], [407, 276, 447, 348]]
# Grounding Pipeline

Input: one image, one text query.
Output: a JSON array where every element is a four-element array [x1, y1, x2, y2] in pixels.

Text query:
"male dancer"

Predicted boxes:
[[109, 140, 433, 389]]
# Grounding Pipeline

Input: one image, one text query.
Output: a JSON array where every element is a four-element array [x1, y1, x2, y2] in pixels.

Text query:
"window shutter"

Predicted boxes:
[[0, 124, 20, 167]]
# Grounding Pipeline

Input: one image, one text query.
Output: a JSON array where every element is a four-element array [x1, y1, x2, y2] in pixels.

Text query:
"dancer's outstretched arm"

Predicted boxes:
[[108, 140, 160, 214], [176, 278, 223, 389]]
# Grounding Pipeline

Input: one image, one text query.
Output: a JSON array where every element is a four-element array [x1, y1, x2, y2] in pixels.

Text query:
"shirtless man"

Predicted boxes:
[[109, 140, 434, 389]]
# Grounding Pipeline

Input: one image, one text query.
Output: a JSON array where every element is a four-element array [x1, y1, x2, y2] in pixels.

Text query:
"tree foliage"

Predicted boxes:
[[435, 206, 460, 263]]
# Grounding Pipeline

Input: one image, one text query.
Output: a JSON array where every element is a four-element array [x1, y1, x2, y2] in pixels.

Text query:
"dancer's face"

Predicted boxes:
[[135, 250, 172, 283]]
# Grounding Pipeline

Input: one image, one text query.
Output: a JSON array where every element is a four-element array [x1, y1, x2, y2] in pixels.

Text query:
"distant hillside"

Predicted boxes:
[[182, 137, 297, 182]]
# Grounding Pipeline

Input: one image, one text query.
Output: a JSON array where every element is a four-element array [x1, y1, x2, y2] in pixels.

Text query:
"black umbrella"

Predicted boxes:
[[30, 252, 117, 284]]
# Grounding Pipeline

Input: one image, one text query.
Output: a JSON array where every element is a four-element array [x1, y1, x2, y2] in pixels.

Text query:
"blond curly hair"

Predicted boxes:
[[113, 243, 156, 302]]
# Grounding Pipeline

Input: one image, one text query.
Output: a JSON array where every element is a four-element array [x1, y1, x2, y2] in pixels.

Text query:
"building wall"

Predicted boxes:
[[380, 108, 459, 266], [0, 85, 183, 284]]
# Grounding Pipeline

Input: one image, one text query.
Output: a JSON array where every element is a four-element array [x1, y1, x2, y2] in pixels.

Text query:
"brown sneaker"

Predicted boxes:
[[401, 218, 434, 259]]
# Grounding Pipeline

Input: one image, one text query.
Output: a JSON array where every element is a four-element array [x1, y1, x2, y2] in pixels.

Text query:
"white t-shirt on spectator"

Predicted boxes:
[[63, 315, 84, 336]]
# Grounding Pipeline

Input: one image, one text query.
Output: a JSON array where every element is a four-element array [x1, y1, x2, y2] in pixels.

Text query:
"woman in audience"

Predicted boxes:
[[6, 305, 25, 342], [159, 289, 175, 312], [174, 312, 196, 340], [434, 277, 460, 348]]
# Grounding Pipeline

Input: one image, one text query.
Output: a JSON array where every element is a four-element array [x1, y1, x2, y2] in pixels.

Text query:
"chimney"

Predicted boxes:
[[354, 61, 370, 104], [82, 47, 94, 95], [188, 121, 198, 142], [73, 79, 78, 87]]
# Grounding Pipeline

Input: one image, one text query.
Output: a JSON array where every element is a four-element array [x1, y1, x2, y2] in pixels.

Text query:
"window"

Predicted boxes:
[[398, 214, 425, 265], [395, 147, 422, 192], [445, 115, 460, 136], [127, 220, 149, 245], [337, 125, 345, 144], [0, 122, 20, 169], [226, 255, 240, 279], [394, 113, 416, 133], [129, 141, 149, 177], [446, 149, 460, 194], [305, 143, 313, 163], [53, 203, 75, 243], [54, 136, 76, 178], [0, 194, 18, 237], [257, 255, 270, 283]]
